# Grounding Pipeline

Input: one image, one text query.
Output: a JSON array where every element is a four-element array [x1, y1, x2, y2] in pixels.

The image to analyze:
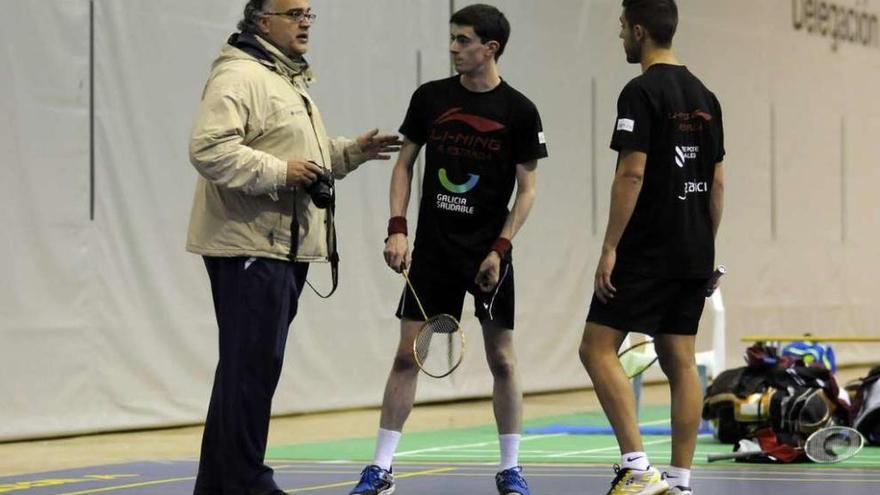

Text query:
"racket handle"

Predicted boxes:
[[705, 264, 727, 297], [401, 269, 429, 320]]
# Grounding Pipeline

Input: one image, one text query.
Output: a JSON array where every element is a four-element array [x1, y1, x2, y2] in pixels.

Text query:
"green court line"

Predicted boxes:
[[267, 405, 880, 468]]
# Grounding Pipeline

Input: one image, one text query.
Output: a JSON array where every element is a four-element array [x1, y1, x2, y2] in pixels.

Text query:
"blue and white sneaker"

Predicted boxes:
[[495, 466, 530, 495], [349, 465, 395, 495]]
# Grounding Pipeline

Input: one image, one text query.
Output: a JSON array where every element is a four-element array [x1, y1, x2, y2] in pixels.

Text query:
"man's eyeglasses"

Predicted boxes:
[[262, 9, 317, 23]]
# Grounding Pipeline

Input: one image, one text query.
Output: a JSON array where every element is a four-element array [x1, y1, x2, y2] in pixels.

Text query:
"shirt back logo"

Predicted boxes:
[[669, 110, 713, 132]]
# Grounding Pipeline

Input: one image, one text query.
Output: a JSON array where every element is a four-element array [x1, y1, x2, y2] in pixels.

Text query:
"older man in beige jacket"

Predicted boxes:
[[187, 1, 400, 494]]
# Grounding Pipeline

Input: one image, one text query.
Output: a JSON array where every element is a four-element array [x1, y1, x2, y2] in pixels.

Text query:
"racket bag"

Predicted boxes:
[[703, 360, 848, 442], [771, 386, 835, 436], [853, 365, 880, 445], [781, 341, 837, 373], [703, 367, 773, 443]]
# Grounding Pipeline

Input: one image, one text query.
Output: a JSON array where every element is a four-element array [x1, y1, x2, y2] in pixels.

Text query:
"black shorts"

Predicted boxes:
[[395, 257, 515, 330], [586, 270, 709, 336]]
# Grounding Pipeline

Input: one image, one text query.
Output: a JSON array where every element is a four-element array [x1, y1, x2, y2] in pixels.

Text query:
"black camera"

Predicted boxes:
[[305, 168, 334, 209]]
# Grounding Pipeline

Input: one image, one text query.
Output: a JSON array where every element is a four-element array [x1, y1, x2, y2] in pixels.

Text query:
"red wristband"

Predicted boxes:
[[387, 216, 408, 237], [491, 237, 512, 257]]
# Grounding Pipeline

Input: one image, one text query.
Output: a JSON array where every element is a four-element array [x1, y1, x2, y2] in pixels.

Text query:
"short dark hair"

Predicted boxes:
[[622, 0, 678, 47], [238, 0, 270, 34], [450, 4, 511, 60]]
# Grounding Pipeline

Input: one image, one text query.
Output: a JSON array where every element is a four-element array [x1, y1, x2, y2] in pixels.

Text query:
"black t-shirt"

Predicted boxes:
[[400, 76, 548, 275], [610, 64, 725, 278]]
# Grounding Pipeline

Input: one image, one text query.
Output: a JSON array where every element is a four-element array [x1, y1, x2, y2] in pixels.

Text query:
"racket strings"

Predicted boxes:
[[414, 315, 463, 378], [804, 427, 863, 463]]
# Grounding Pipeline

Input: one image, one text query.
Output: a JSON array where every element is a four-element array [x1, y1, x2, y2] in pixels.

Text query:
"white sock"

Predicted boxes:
[[499, 434, 521, 470], [371, 428, 402, 471], [663, 466, 691, 487], [620, 451, 650, 471]]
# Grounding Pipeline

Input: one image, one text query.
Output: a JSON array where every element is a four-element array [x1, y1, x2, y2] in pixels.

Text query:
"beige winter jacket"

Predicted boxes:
[[186, 34, 366, 262]]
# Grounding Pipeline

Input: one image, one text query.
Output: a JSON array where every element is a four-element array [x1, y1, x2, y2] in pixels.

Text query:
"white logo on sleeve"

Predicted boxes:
[[616, 118, 635, 132], [538, 132, 546, 144]]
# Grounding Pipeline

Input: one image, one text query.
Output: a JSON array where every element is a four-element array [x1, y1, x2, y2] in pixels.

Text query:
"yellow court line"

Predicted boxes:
[[48, 477, 195, 495], [284, 467, 456, 493]]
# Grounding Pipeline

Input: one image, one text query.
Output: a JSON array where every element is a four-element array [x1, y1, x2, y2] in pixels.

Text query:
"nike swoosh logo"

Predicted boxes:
[[626, 456, 644, 462]]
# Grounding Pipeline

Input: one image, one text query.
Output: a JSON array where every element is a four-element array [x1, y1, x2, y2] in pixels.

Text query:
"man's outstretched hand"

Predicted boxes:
[[357, 129, 402, 160]]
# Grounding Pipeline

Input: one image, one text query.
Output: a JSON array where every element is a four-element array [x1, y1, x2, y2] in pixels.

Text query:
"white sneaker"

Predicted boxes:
[[661, 471, 693, 494], [605, 465, 670, 495]]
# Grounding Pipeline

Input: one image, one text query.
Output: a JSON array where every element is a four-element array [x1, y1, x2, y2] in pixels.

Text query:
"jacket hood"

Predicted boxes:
[[218, 32, 314, 83]]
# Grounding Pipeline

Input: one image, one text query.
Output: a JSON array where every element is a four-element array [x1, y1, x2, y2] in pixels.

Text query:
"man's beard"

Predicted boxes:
[[625, 40, 641, 64]]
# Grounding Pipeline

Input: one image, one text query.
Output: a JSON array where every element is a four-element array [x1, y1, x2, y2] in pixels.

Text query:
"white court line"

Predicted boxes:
[[396, 433, 566, 456], [392, 455, 880, 466], [396, 417, 672, 458], [637, 418, 671, 426], [548, 434, 712, 458], [534, 417, 671, 430], [425, 447, 814, 457], [543, 416, 673, 458]]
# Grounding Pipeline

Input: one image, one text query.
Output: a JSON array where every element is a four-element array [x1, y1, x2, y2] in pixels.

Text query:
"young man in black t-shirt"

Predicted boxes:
[[349, 5, 547, 495], [579, 1, 724, 495]]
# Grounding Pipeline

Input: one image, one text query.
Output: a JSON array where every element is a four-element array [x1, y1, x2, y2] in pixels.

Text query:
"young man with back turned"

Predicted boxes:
[[349, 4, 548, 495], [580, 1, 725, 494]]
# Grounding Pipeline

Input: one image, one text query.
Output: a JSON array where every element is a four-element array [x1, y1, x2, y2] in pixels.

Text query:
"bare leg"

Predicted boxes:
[[482, 324, 522, 434], [655, 333, 701, 469], [378, 319, 422, 431], [578, 322, 643, 454]]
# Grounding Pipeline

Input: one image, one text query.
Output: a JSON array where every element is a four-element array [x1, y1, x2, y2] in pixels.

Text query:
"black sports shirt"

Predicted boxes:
[[610, 64, 725, 278], [400, 76, 548, 274]]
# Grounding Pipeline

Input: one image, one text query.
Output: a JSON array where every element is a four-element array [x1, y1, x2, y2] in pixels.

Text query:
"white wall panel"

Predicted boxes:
[[85, 0, 248, 431], [0, 0, 95, 440]]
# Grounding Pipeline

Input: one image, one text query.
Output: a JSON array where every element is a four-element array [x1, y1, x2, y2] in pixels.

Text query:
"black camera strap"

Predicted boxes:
[[290, 188, 339, 299], [306, 198, 340, 299], [324, 203, 340, 298]]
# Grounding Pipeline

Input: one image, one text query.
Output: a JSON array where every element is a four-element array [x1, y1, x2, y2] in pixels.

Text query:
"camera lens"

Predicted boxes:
[[306, 170, 334, 209]]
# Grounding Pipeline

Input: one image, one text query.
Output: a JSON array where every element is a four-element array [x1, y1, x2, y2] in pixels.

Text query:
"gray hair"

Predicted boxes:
[[237, 0, 270, 34]]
